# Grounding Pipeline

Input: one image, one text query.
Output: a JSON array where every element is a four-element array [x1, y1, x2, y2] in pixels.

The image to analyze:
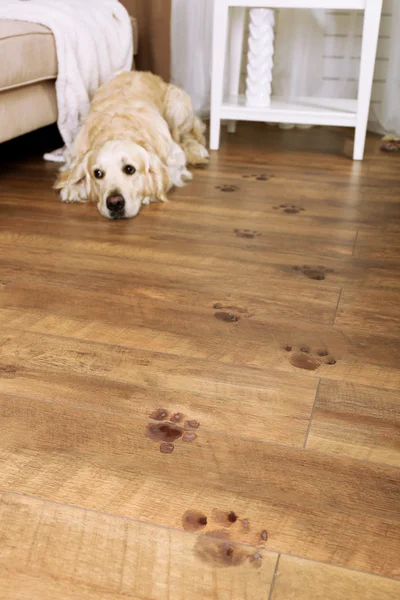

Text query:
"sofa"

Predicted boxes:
[[0, 16, 138, 145]]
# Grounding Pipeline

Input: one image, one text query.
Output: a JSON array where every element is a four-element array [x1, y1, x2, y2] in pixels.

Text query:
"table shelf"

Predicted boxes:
[[221, 95, 358, 127]]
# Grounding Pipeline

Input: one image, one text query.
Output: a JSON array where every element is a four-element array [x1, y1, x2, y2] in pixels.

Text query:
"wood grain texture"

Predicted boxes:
[[1, 280, 399, 391], [0, 492, 277, 600], [335, 288, 400, 335], [353, 230, 400, 261], [0, 327, 317, 447], [0, 241, 340, 326], [271, 555, 400, 600], [307, 380, 400, 466], [1, 394, 399, 579], [1, 124, 400, 597], [2, 236, 400, 292]]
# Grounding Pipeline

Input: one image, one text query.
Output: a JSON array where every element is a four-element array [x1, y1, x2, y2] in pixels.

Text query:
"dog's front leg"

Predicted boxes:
[[167, 143, 193, 188], [147, 153, 173, 203]]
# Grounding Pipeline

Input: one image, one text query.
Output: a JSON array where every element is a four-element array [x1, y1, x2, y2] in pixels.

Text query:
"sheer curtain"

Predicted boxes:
[[272, 9, 325, 98], [333, 0, 400, 135], [367, 0, 400, 134], [171, 0, 399, 134], [171, 0, 214, 115]]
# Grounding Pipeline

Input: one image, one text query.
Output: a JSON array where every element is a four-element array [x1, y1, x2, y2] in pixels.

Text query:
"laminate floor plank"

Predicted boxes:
[[271, 555, 400, 600], [0, 328, 317, 447], [0, 245, 341, 326], [0, 492, 277, 600], [2, 234, 400, 293], [1, 282, 400, 391], [307, 380, 400, 466], [0, 394, 399, 579], [335, 288, 400, 335]]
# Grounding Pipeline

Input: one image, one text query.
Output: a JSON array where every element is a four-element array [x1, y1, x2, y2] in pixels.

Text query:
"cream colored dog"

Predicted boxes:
[[55, 71, 208, 219]]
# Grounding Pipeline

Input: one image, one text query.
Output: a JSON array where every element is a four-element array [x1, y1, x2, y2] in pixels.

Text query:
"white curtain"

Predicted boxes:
[[272, 9, 325, 98], [171, 0, 400, 135], [171, 0, 214, 115], [331, 0, 400, 135], [367, 0, 400, 135]]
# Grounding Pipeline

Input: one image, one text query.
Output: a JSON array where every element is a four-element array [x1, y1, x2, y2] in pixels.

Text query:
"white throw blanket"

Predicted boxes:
[[0, 0, 133, 160]]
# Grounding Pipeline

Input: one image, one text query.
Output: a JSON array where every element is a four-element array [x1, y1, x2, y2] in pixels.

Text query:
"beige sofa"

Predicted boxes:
[[0, 17, 138, 144]]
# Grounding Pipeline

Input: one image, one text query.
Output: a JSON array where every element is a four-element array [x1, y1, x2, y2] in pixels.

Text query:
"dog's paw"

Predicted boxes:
[[185, 142, 209, 165], [60, 185, 88, 204], [196, 145, 210, 163], [173, 168, 193, 188], [182, 169, 193, 182], [142, 195, 167, 205]]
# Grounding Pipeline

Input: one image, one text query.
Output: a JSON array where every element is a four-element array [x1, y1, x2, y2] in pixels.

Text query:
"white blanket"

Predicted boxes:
[[0, 0, 133, 155]]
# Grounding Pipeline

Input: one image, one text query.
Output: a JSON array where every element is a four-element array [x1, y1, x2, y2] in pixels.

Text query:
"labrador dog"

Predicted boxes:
[[55, 71, 208, 219]]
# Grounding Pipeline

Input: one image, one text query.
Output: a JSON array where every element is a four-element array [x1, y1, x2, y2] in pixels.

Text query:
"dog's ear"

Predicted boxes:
[[53, 152, 91, 190], [130, 144, 150, 175], [144, 153, 170, 202]]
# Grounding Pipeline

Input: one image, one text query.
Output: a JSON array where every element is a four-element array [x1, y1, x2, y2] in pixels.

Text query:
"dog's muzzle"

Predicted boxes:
[[106, 194, 125, 218]]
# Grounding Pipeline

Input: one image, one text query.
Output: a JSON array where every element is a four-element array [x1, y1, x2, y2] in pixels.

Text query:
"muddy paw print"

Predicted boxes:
[[292, 265, 334, 281], [215, 184, 239, 192], [213, 303, 254, 321], [284, 345, 337, 371], [273, 204, 305, 214], [234, 228, 261, 239], [242, 173, 271, 181], [214, 312, 239, 323], [0, 365, 18, 375], [146, 409, 200, 454], [183, 508, 269, 569]]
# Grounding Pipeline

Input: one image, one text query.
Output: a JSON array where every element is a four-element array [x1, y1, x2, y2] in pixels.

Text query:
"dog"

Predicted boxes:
[[54, 71, 208, 219]]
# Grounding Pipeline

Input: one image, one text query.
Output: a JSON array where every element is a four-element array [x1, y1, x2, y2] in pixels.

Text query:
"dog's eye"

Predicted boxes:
[[123, 165, 136, 175], [94, 169, 104, 179]]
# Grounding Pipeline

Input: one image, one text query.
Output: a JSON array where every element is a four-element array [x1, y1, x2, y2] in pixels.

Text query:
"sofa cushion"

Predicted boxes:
[[0, 21, 57, 92], [0, 17, 139, 93]]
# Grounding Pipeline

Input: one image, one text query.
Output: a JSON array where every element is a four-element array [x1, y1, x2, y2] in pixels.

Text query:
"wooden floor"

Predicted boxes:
[[0, 123, 399, 599]]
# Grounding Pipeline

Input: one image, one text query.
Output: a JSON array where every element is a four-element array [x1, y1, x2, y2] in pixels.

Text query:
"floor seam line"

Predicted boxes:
[[333, 287, 343, 326], [268, 553, 281, 600], [351, 229, 360, 256], [303, 378, 321, 449]]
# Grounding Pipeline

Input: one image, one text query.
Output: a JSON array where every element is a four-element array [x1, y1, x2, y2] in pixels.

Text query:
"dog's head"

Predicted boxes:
[[57, 140, 169, 219], [90, 140, 153, 219]]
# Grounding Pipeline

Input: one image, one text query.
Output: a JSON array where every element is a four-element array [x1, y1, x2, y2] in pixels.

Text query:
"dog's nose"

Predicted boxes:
[[106, 195, 125, 213]]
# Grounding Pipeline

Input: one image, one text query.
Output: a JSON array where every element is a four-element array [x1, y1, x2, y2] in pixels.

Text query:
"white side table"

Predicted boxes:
[[210, 0, 383, 160]]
